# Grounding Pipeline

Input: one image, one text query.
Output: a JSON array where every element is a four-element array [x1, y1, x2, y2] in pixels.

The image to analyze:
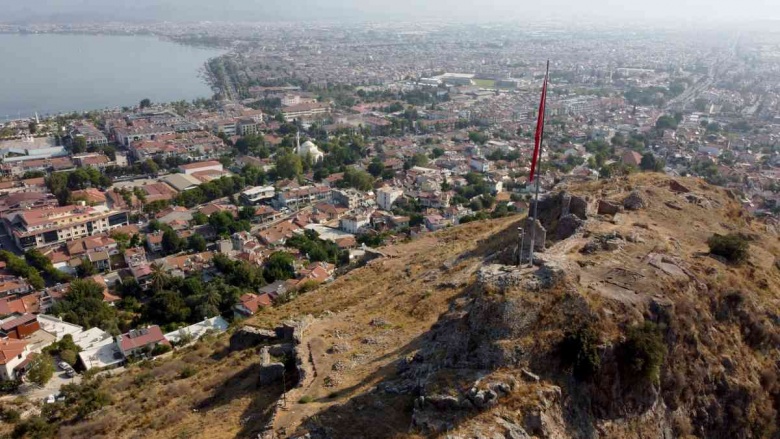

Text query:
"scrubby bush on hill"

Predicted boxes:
[[707, 233, 749, 263], [12, 415, 56, 439], [618, 322, 667, 384], [560, 325, 602, 381]]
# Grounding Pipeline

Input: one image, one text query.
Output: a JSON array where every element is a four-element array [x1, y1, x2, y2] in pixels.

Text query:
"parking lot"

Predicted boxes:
[[18, 369, 82, 402]]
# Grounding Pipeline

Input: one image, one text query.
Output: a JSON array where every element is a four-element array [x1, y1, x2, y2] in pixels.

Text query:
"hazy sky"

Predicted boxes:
[[1, 0, 779, 23]]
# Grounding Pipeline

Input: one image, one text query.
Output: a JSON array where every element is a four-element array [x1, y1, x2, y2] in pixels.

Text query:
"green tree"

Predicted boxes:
[[139, 98, 152, 109], [76, 258, 97, 277], [50, 279, 120, 334], [27, 354, 55, 386], [43, 334, 81, 357], [56, 379, 112, 421], [367, 158, 384, 177], [71, 136, 88, 154], [192, 211, 208, 225], [129, 234, 142, 248], [405, 153, 429, 170], [640, 153, 664, 172], [60, 350, 78, 366], [0, 251, 45, 289], [694, 98, 708, 112], [208, 211, 250, 236], [21, 170, 46, 179], [150, 262, 168, 293], [340, 167, 374, 191], [234, 134, 265, 155], [12, 416, 56, 438], [188, 234, 207, 252], [162, 229, 183, 255], [655, 115, 678, 131], [25, 249, 69, 282], [263, 251, 296, 283], [274, 150, 303, 180], [285, 229, 345, 265], [468, 131, 489, 145], [145, 290, 190, 324], [239, 206, 256, 221], [141, 159, 159, 175], [611, 133, 626, 147]]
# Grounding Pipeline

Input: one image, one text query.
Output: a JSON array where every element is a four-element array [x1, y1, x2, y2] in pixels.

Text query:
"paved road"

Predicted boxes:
[[665, 34, 739, 112]]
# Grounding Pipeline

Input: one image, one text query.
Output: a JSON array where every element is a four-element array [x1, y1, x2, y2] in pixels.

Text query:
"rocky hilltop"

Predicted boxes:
[[275, 174, 779, 439]]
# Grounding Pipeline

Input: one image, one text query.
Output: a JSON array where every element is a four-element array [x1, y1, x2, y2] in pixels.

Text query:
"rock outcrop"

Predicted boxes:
[[623, 191, 647, 210], [597, 199, 622, 216], [669, 180, 691, 193], [292, 177, 779, 439], [556, 214, 584, 240]]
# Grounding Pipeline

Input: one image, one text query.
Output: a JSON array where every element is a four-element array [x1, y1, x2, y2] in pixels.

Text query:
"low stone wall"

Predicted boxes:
[[254, 315, 316, 439], [258, 345, 287, 386], [229, 326, 279, 351]]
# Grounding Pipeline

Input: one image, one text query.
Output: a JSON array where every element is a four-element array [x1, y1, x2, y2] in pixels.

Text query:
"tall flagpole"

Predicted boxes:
[[528, 60, 549, 267]]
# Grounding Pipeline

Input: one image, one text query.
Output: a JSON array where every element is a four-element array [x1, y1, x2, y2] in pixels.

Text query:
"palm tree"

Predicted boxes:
[[150, 262, 168, 293]]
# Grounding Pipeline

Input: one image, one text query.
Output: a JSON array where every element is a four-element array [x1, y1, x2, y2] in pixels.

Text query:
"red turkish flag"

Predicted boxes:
[[529, 64, 549, 183]]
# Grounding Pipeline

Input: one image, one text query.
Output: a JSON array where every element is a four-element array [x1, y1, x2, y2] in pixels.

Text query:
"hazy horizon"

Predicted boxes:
[[2, 0, 780, 25]]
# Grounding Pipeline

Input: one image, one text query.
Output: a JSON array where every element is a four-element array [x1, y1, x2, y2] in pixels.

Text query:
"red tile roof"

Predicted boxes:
[[0, 294, 40, 316], [0, 338, 27, 365], [238, 293, 272, 314], [119, 326, 166, 352], [180, 160, 221, 170], [0, 313, 37, 332]]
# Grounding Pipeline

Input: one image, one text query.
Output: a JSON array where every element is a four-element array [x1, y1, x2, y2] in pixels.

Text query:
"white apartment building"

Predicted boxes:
[[376, 186, 404, 211], [340, 215, 370, 234], [4, 204, 129, 250], [283, 103, 331, 122], [240, 186, 276, 204]]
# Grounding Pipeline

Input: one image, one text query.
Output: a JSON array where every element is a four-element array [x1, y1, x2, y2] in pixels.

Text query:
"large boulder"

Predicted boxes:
[[623, 191, 647, 211], [556, 214, 584, 240], [597, 200, 622, 216], [569, 195, 589, 220], [669, 180, 691, 193]]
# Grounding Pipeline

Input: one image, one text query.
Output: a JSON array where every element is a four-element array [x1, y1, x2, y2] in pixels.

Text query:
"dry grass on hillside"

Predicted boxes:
[[56, 338, 283, 439], [259, 216, 521, 436], [18, 215, 519, 439]]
